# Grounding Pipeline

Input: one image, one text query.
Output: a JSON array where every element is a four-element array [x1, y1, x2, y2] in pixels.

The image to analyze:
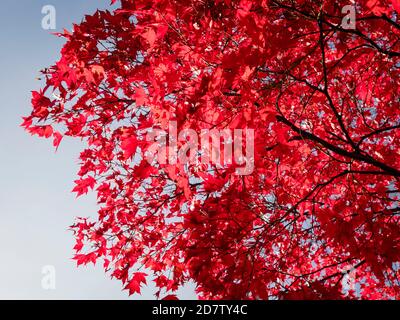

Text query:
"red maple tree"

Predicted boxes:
[[24, 0, 400, 299]]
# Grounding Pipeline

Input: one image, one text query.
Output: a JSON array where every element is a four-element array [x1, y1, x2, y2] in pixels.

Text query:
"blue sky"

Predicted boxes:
[[0, 0, 195, 299]]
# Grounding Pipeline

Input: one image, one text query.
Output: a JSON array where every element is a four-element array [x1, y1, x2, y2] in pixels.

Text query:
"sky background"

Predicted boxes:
[[0, 0, 196, 300]]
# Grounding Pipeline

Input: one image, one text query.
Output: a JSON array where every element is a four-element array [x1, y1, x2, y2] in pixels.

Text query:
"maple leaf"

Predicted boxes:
[[120, 135, 138, 160], [73, 252, 97, 266], [392, 0, 400, 12], [142, 28, 157, 48], [72, 176, 96, 197], [125, 272, 147, 296], [53, 131, 63, 150], [134, 86, 146, 106], [161, 294, 179, 300]]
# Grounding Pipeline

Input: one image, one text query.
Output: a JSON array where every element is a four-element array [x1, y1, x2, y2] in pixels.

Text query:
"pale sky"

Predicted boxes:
[[0, 0, 196, 300]]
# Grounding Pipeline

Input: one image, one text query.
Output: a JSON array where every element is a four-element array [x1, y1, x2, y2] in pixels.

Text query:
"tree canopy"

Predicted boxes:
[[24, 0, 400, 299]]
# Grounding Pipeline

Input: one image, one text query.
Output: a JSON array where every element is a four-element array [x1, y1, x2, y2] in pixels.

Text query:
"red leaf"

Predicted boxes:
[[125, 272, 147, 295], [53, 131, 63, 149], [142, 28, 157, 48], [162, 294, 179, 300]]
